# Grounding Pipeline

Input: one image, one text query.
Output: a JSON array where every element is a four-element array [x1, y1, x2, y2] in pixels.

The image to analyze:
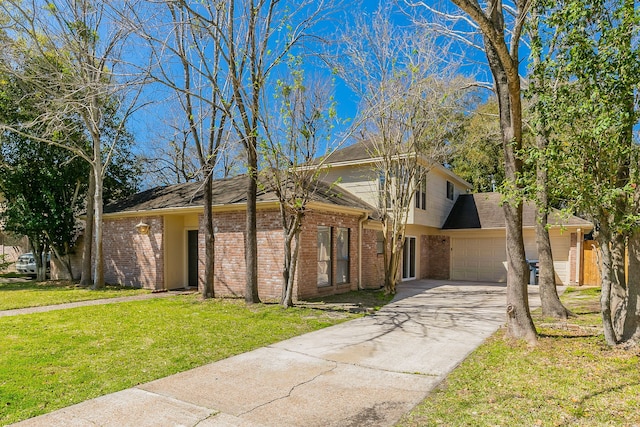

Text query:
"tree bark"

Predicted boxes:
[[611, 231, 627, 335], [91, 148, 105, 290], [80, 171, 95, 287], [485, 37, 537, 345], [202, 174, 215, 298], [622, 229, 640, 342], [596, 220, 618, 346], [245, 153, 260, 303], [535, 137, 572, 319]]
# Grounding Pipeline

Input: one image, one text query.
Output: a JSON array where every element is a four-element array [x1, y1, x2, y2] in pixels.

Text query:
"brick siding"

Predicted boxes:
[[422, 235, 450, 280], [361, 228, 384, 289], [102, 216, 164, 289]]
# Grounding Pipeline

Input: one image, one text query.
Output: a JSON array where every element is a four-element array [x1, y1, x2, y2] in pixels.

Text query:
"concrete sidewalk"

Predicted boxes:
[[12, 280, 541, 427], [0, 291, 188, 318]]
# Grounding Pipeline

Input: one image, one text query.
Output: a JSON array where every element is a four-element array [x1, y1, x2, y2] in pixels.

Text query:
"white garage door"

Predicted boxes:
[[450, 237, 507, 282]]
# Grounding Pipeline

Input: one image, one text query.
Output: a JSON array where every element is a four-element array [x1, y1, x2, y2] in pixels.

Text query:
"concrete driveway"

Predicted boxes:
[[13, 280, 541, 427]]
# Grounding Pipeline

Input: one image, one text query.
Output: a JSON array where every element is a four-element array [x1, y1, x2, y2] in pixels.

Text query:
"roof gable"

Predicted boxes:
[[443, 193, 592, 230], [104, 175, 374, 215]]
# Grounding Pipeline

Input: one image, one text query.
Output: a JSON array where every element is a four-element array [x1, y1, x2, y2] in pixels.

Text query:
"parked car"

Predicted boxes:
[[15, 252, 50, 277]]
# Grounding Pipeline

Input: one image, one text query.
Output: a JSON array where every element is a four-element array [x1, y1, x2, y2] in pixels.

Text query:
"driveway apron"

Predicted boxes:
[[12, 280, 542, 427]]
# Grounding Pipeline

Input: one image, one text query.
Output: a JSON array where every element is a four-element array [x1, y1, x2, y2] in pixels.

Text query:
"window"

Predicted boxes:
[[317, 226, 331, 287], [446, 181, 454, 201], [376, 231, 384, 254], [336, 228, 350, 284]]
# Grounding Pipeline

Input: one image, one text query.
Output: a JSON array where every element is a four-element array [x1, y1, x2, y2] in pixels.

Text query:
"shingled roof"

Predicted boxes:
[[322, 140, 377, 164], [104, 175, 374, 214], [442, 193, 592, 230]]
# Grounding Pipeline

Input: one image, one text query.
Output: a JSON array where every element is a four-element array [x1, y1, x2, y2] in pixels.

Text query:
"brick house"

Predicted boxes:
[[321, 141, 592, 286], [90, 141, 592, 298], [99, 175, 376, 300]]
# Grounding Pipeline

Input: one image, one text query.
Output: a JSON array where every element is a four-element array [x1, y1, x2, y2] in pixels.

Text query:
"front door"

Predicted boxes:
[[402, 236, 416, 280], [187, 230, 199, 288]]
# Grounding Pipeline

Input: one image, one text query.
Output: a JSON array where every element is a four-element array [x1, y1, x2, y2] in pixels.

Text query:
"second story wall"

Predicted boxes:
[[322, 164, 380, 210], [411, 167, 470, 228], [324, 162, 471, 229]]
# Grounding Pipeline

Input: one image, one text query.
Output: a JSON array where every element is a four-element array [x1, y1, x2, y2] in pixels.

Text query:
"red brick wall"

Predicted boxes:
[[200, 209, 284, 300], [361, 228, 384, 289], [295, 210, 361, 300], [422, 235, 450, 280], [102, 216, 164, 289]]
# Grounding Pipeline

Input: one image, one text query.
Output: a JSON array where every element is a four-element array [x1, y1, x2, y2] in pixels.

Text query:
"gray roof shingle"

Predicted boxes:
[[442, 193, 592, 229], [104, 175, 374, 214]]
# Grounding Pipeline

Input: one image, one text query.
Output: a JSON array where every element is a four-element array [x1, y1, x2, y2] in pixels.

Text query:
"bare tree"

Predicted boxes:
[[407, 0, 538, 343], [0, 0, 147, 289], [334, 5, 471, 294], [131, 2, 238, 298], [166, 0, 335, 303], [261, 68, 340, 308]]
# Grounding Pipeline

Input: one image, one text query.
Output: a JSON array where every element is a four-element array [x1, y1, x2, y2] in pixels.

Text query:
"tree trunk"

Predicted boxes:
[[282, 224, 300, 309], [80, 171, 95, 287], [596, 220, 618, 346], [536, 214, 573, 319], [535, 136, 572, 319], [611, 231, 627, 336], [92, 161, 105, 289], [32, 241, 46, 282], [622, 229, 640, 342], [245, 149, 260, 303], [484, 33, 537, 344], [281, 211, 297, 308], [202, 174, 215, 298], [530, 20, 573, 320]]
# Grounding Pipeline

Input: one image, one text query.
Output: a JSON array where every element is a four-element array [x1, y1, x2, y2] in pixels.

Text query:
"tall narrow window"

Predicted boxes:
[[446, 181, 454, 201], [336, 228, 350, 284], [317, 226, 332, 287], [376, 230, 384, 255]]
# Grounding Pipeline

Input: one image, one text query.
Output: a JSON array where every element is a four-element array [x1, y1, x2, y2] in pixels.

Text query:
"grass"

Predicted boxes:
[[0, 279, 149, 311], [0, 291, 379, 425], [398, 286, 640, 427], [304, 288, 395, 312]]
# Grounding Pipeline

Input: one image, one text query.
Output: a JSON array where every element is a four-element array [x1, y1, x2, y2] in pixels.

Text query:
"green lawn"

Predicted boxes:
[[0, 294, 360, 425], [0, 279, 149, 311], [398, 286, 640, 426]]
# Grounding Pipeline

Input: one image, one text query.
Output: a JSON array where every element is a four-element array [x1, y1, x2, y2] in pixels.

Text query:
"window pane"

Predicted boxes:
[[336, 228, 349, 285], [317, 226, 331, 287], [376, 231, 384, 254]]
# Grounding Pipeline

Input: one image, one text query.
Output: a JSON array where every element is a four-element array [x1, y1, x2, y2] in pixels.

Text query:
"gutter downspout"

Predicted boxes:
[[358, 212, 368, 291]]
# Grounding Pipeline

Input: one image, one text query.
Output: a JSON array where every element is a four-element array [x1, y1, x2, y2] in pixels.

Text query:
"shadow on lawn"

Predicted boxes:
[[297, 288, 393, 314]]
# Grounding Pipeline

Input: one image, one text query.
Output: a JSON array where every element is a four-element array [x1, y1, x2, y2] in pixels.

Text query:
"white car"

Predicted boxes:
[[16, 252, 50, 277]]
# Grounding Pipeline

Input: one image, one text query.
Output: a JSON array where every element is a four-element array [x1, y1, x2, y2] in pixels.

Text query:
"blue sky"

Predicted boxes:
[[128, 1, 530, 184]]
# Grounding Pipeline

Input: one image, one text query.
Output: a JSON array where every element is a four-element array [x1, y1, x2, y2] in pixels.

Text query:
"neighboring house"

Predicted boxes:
[[0, 193, 30, 272], [77, 140, 592, 298]]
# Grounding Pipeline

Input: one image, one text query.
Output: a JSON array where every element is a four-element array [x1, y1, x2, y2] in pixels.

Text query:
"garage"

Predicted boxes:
[[442, 193, 593, 285], [450, 235, 507, 282], [449, 232, 572, 284]]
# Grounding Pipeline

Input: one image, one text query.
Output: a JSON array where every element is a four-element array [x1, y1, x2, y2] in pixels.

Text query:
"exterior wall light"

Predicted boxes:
[[135, 221, 150, 235]]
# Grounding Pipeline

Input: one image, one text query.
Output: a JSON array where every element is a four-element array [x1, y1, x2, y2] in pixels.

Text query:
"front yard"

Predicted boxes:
[[398, 287, 640, 426], [0, 277, 149, 311], [0, 283, 375, 425]]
